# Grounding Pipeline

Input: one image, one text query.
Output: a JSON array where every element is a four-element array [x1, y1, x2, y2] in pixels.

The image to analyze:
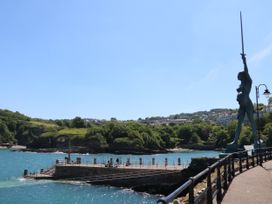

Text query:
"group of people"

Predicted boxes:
[[104, 158, 132, 167]]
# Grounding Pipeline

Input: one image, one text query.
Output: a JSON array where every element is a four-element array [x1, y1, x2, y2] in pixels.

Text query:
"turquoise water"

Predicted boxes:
[[0, 150, 219, 204]]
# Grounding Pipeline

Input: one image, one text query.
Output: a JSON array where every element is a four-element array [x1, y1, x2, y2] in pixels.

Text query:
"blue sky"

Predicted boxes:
[[0, 0, 272, 120]]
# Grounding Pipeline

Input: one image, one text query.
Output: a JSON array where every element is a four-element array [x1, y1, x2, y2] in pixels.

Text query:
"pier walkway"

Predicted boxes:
[[222, 160, 272, 204]]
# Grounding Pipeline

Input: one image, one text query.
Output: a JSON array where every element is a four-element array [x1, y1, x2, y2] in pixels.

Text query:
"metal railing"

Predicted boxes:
[[157, 147, 272, 204]]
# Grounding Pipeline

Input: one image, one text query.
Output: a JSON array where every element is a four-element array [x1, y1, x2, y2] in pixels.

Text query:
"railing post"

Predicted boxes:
[[228, 156, 232, 182], [246, 152, 249, 169], [256, 149, 259, 165], [231, 156, 235, 177], [207, 167, 212, 204], [189, 177, 194, 204], [223, 160, 228, 190], [252, 150, 255, 167], [216, 165, 222, 203], [260, 149, 263, 165], [239, 154, 242, 173]]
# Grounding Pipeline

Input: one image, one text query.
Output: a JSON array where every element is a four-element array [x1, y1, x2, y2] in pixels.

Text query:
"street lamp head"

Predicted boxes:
[[263, 88, 271, 98]]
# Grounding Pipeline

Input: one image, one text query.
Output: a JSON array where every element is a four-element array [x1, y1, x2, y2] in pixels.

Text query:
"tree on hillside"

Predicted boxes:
[[0, 120, 15, 144], [85, 133, 108, 151], [209, 126, 228, 147], [71, 117, 85, 128], [238, 126, 252, 145], [177, 125, 193, 144]]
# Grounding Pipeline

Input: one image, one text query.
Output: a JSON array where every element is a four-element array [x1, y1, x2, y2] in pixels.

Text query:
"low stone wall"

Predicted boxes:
[[54, 165, 161, 179], [53, 164, 184, 195]]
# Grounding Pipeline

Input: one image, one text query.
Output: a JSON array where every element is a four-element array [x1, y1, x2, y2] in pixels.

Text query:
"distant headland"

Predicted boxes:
[[1, 107, 272, 154]]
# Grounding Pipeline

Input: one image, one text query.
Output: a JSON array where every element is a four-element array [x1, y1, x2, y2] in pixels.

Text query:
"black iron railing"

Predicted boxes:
[[157, 147, 272, 204]]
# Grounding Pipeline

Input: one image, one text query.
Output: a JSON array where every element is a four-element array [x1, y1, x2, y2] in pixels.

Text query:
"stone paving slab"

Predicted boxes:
[[222, 160, 272, 204]]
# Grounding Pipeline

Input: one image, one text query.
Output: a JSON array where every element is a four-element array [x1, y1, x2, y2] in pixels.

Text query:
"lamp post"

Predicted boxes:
[[255, 84, 271, 165]]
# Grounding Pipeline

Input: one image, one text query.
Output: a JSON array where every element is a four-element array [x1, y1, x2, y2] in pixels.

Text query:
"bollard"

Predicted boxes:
[[23, 169, 28, 176], [177, 158, 181, 166], [139, 158, 143, 166], [65, 157, 68, 164], [76, 157, 81, 164], [126, 158, 131, 166], [152, 158, 155, 165]]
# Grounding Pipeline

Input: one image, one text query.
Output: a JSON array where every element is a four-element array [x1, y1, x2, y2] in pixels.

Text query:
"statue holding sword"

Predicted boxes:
[[227, 12, 257, 151]]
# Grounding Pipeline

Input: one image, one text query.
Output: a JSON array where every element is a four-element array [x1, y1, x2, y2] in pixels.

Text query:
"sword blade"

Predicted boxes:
[[240, 11, 245, 55]]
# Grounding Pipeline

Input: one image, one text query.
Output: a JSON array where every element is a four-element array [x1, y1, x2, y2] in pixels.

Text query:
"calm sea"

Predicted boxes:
[[0, 149, 219, 204]]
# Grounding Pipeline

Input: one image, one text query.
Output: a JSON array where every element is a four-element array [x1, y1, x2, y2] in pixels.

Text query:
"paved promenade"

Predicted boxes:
[[222, 160, 272, 204]]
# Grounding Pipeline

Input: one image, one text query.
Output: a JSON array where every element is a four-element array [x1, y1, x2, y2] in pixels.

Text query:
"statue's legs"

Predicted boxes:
[[232, 111, 245, 144], [246, 109, 257, 146]]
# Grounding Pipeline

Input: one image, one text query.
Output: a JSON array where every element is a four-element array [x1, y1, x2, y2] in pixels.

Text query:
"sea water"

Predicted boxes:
[[0, 150, 219, 204]]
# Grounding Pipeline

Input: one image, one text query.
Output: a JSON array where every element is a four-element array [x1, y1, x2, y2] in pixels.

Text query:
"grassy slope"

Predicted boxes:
[[58, 128, 88, 137]]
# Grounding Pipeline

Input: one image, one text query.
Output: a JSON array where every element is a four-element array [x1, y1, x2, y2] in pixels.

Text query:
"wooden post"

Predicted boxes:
[[206, 168, 212, 204], [216, 166, 222, 203], [189, 177, 194, 204]]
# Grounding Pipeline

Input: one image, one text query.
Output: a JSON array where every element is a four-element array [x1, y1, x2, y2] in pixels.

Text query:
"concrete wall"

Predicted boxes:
[[54, 165, 163, 179]]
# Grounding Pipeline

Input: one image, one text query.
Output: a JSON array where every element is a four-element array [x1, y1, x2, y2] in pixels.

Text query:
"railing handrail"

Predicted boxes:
[[157, 147, 272, 204], [157, 179, 193, 204]]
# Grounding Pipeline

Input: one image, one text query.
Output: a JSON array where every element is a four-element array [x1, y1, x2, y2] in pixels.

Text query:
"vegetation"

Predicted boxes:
[[1, 108, 272, 153]]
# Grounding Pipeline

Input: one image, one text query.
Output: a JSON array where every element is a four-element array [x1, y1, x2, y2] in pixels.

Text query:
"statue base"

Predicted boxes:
[[225, 143, 243, 153], [219, 143, 243, 158]]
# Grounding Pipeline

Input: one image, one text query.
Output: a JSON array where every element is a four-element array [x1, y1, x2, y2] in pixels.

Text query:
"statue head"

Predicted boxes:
[[238, 71, 245, 81]]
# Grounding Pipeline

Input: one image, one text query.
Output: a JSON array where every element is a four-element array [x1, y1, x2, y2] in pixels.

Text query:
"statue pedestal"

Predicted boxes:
[[219, 143, 244, 158], [225, 143, 243, 153]]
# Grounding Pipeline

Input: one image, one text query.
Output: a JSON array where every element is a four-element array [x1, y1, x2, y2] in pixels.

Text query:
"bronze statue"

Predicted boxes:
[[230, 54, 257, 146], [227, 12, 257, 151]]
